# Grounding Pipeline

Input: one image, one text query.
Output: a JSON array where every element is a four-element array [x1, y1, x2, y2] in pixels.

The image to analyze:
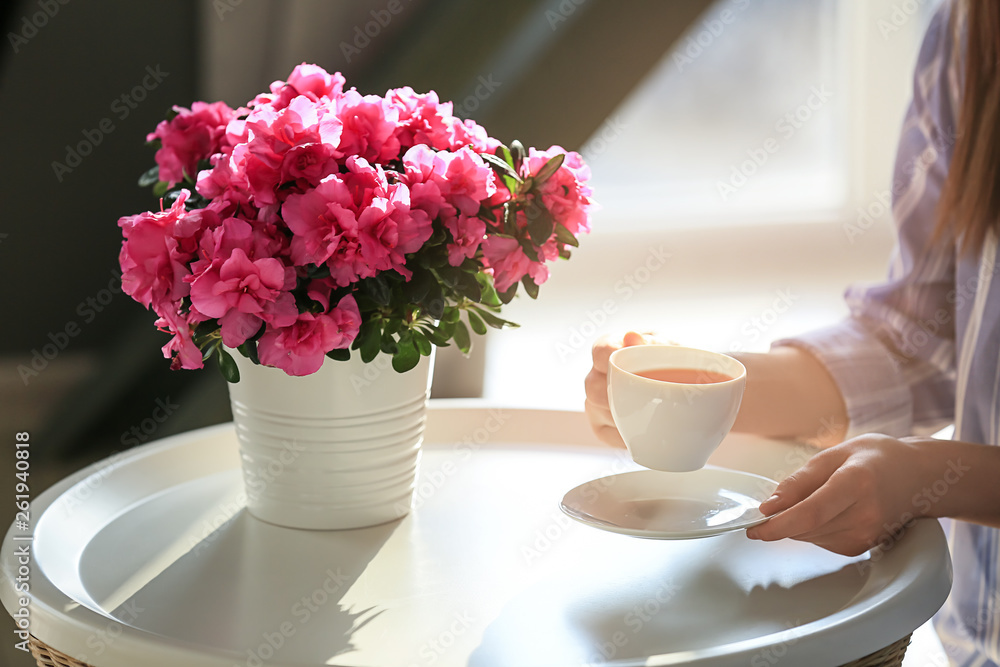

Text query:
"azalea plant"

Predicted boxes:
[[118, 64, 593, 380]]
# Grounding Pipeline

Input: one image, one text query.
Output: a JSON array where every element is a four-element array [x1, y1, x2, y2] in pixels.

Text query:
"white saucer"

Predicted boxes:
[[560, 467, 778, 540]]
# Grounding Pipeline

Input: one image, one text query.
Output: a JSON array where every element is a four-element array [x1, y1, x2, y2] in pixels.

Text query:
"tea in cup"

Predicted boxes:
[[607, 345, 746, 472]]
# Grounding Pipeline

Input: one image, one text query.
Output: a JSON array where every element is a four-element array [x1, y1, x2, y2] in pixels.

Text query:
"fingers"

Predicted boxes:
[[758, 447, 851, 516], [591, 334, 621, 374], [623, 331, 646, 347], [748, 465, 858, 541], [585, 398, 625, 448], [591, 330, 658, 374]]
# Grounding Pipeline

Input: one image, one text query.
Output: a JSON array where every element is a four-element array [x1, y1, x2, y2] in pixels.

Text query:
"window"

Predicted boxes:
[[581, 0, 942, 229]]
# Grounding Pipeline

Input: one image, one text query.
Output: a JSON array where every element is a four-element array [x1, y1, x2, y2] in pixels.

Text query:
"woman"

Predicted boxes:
[[586, 1, 1000, 663]]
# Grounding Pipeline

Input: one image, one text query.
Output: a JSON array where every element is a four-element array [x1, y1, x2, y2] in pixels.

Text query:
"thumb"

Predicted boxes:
[[623, 331, 646, 347], [758, 448, 849, 516]]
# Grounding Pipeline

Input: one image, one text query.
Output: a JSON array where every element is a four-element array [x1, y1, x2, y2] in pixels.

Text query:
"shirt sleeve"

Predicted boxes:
[[774, 2, 960, 439]]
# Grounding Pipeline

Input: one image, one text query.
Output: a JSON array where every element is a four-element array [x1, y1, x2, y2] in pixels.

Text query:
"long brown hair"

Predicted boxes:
[[937, 0, 1000, 253]]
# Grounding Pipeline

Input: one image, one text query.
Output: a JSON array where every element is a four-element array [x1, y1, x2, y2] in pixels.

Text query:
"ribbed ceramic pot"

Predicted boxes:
[[227, 350, 434, 530]]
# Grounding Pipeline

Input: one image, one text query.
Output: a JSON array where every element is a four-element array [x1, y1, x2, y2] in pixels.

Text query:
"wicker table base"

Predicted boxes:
[[27, 633, 912, 667]]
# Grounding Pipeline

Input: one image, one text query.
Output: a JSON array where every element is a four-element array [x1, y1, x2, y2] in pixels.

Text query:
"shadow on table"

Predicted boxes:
[[467, 532, 869, 666], [83, 501, 398, 665]]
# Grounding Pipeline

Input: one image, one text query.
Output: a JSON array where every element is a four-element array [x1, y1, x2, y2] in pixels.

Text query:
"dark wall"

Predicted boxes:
[[0, 0, 198, 353]]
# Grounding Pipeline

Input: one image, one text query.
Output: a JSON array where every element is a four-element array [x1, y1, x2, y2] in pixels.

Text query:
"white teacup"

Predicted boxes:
[[608, 345, 746, 472]]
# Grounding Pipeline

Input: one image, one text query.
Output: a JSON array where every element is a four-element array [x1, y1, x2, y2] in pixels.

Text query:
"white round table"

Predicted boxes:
[[1, 401, 952, 667]]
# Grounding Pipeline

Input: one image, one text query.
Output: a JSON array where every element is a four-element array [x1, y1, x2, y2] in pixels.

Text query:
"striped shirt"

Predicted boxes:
[[780, 3, 1000, 664]]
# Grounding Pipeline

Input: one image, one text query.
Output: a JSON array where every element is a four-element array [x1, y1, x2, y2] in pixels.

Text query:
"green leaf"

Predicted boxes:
[[421, 325, 452, 347], [524, 201, 555, 245], [453, 319, 471, 355], [466, 310, 487, 335], [380, 330, 399, 355], [404, 268, 433, 303], [152, 181, 169, 198], [471, 305, 520, 329], [530, 153, 565, 186], [454, 270, 482, 301], [425, 282, 445, 320], [356, 319, 383, 363], [326, 348, 351, 362], [475, 272, 502, 307], [498, 283, 518, 304], [521, 275, 540, 299], [503, 203, 517, 236], [218, 348, 240, 383], [510, 140, 526, 169], [481, 152, 521, 182], [412, 330, 432, 356], [240, 339, 261, 365], [495, 144, 515, 169], [555, 222, 580, 248], [363, 276, 392, 306], [501, 174, 519, 194], [478, 202, 497, 224], [392, 339, 420, 373], [138, 165, 160, 187], [518, 236, 539, 262], [443, 307, 461, 323]]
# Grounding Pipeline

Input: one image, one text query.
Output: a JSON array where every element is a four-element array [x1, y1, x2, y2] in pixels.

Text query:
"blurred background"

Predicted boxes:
[[0, 0, 940, 660]]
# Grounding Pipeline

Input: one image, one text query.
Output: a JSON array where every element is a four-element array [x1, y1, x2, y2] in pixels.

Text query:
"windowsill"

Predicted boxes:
[[480, 216, 896, 410]]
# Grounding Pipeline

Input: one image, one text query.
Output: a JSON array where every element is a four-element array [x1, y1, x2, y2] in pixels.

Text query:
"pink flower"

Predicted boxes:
[[523, 146, 594, 237], [282, 174, 357, 266], [118, 191, 195, 310], [283, 158, 433, 284], [241, 96, 342, 206], [261, 63, 347, 111], [283, 63, 345, 101], [385, 87, 456, 151], [155, 307, 204, 371], [481, 236, 533, 293], [401, 145, 496, 216], [444, 214, 486, 266], [448, 117, 501, 153], [257, 295, 361, 375], [189, 248, 297, 347], [334, 90, 401, 163], [147, 101, 237, 186]]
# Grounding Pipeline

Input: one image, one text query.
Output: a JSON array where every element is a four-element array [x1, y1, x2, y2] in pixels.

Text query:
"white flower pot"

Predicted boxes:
[[227, 350, 434, 530]]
